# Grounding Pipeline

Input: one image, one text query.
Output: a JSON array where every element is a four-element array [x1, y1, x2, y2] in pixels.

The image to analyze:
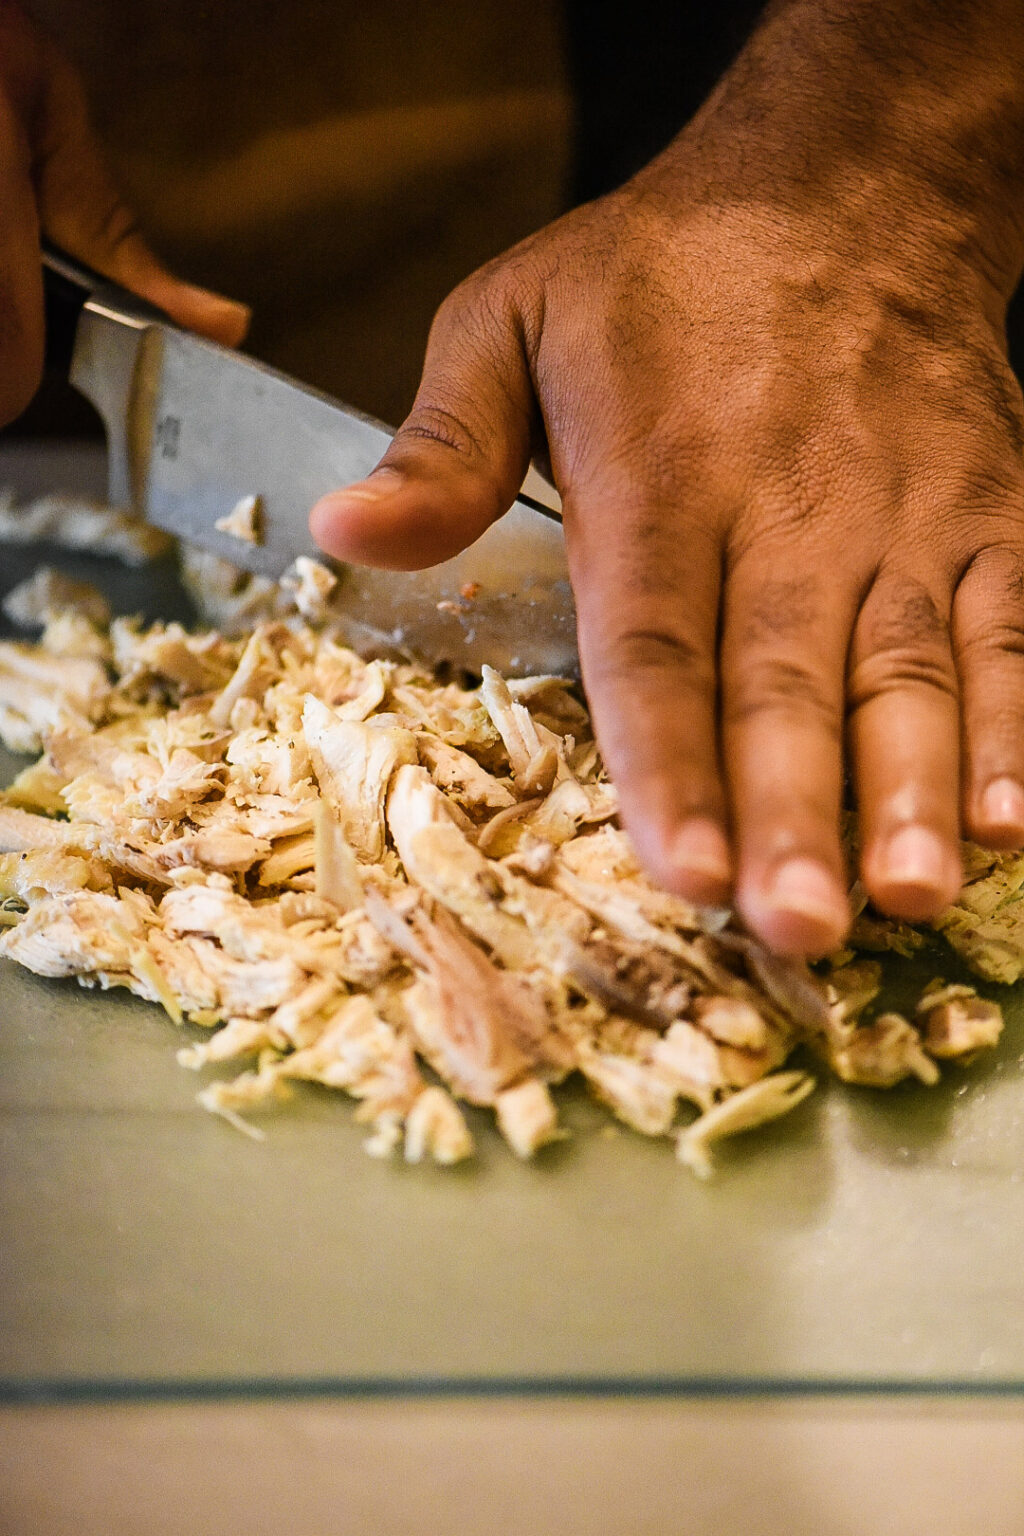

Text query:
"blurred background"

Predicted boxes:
[[21, 0, 572, 429], [14, 0, 773, 434], [12, 0, 1022, 440]]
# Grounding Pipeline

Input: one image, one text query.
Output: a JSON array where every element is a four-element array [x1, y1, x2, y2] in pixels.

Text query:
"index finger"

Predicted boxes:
[[565, 469, 732, 907]]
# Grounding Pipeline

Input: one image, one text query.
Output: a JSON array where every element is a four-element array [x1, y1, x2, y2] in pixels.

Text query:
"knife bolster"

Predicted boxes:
[[68, 307, 152, 513]]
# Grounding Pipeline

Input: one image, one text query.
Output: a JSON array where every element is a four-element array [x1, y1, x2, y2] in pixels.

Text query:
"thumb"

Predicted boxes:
[[33, 34, 250, 347], [310, 274, 536, 570]]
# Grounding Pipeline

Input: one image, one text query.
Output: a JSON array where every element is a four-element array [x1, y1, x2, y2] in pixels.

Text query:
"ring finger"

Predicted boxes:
[[849, 570, 963, 921]]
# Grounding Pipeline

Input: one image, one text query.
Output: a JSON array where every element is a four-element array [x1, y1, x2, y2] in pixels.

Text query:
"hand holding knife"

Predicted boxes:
[[41, 242, 575, 679]]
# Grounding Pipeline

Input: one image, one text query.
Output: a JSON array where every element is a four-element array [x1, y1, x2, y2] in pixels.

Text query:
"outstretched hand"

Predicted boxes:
[[310, 0, 1024, 959]]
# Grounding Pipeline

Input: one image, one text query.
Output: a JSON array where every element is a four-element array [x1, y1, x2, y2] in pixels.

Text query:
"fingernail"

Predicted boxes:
[[186, 284, 251, 325], [670, 818, 732, 886], [332, 485, 393, 504], [980, 776, 1024, 835], [325, 468, 405, 504], [764, 857, 847, 929], [881, 824, 949, 888], [176, 286, 250, 347], [309, 498, 343, 550]]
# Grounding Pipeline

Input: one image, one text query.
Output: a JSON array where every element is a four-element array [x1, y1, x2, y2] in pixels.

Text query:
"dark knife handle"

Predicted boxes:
[[42, 240, 169, 375]]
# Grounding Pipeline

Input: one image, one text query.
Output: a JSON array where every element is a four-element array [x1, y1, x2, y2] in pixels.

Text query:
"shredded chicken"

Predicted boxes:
[[0, 488, 170, 565], [214, 494, 262, 545], [403, 1086, 474, 1165], [933, 847, 1024, 983], [2, 567, 111, 631], [280, 557, 338, 624], [0, 587, 1009, 1174], [916, 984, 1004, 1059], [495, 1078, 561, 1157], [178, 546, 280, 635], [677, 1073, 817, 1179]]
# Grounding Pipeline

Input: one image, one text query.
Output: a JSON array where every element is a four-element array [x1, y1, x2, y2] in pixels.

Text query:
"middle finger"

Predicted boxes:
[[720, 543, 860, 957]]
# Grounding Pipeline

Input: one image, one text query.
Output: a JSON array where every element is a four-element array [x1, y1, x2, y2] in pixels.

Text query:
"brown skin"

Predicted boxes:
[[4, 3, 1024, 960], [0, 2, 248, 428], [311, 0, 1024, 957]]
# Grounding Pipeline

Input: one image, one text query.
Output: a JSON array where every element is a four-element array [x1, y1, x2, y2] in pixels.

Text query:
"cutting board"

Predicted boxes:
[[1, 443, 1022, 1399]]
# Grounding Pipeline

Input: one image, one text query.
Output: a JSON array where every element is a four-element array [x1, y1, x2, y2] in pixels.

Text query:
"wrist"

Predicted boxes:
[[638, 0, 1024, 306]]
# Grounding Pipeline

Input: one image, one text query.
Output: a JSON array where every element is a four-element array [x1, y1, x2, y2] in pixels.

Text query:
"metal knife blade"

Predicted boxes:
[[44, 244, 577, 677]]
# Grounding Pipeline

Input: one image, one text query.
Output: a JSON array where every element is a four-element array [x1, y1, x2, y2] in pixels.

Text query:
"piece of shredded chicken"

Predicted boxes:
[[2, 566, 112, 631], [0, 573, 1009, 1174], [214, 494, 262, 545]]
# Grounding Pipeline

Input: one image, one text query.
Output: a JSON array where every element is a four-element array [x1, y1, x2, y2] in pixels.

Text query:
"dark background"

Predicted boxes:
[[11, 0, 1024, 439]]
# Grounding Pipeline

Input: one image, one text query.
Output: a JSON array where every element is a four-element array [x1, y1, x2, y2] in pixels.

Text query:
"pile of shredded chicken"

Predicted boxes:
[[0, 583, 1010, 1174]]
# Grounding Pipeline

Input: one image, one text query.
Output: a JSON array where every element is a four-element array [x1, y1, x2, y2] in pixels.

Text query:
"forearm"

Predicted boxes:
[[651, 0, 1024, 301]]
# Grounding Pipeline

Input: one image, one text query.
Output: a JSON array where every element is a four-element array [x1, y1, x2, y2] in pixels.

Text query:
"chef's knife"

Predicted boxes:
[[42, 243, 576, 677]]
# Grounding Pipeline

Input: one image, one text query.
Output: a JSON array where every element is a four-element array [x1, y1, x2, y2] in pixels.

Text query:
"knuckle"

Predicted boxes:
[[725, 656, 841, 736], [850, 576, 958, 708], [436, 262, 516, 336], [959, 616, 1024, 665], [955, 545, 1024, 642], [947, 460, 1024, 521], [958, 542, 1024, 593], [396, 403, 484, 464], [85, 197, 142, 260], [591, 626, 714, 694], [386, 399, 510, 517], [433, 279, 479, 335], [434, 241, 547, 360], [847, 649, 958, 709]]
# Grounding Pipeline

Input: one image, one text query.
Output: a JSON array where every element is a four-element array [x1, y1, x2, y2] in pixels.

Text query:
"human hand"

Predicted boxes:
[[0, 2, 249, 427], [310, 0, 1024, 958]]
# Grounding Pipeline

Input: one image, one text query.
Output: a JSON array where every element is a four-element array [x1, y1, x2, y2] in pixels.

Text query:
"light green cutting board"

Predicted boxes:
[[0, 444, 1021, 1399]]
